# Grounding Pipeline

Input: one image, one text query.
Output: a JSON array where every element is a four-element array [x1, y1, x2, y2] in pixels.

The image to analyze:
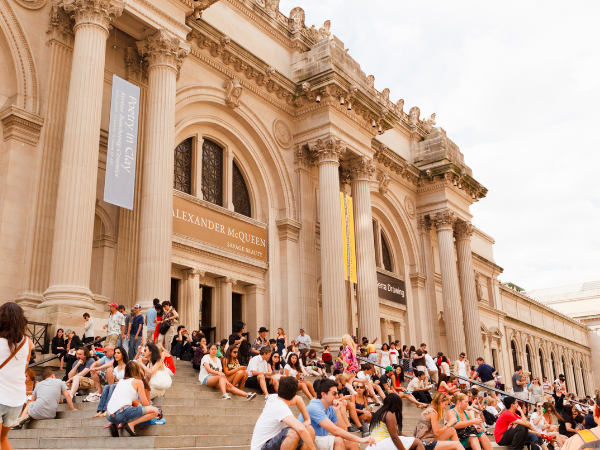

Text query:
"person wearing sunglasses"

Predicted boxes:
[[222, 344, 249, 390], [529, 378, 544, 406]]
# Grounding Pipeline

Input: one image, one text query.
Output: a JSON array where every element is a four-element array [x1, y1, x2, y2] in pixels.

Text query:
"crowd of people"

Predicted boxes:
[[1, 299, 599, 450]]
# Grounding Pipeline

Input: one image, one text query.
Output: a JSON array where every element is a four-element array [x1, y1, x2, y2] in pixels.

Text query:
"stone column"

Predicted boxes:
[[245, 285, 266, 340], [181, 268, 202, 331], [219, 277, 235, 339], [454, 221, 485, 359], [418, 216, 440, 349], [294, 146, 319, 338], [224, 148, 234, 211], [433, 210, 466, 361], [135, 30, 190, 307], [315, 137, 347, 346], [42, 0, 124, 308], [349, 156, 380, 343]]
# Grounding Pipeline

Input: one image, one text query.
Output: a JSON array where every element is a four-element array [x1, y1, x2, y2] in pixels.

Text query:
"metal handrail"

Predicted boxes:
[[28, 336, 107, 368], [356, 356, 415, 380], [542, 390, 595, 409]]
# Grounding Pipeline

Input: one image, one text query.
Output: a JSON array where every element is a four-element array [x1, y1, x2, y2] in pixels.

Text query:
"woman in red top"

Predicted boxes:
[[156, 343, 175, 374], [439, 375, 460, 397], [152, 304, 163, 345], [322, 345, 333, 374], [392, 365, 427, 408]]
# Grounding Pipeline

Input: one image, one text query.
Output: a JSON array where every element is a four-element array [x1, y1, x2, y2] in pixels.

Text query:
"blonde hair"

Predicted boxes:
[[342, 334, 356, 352], [486, 398, 497, 406], [430, 392, 449, 418], [451, 392, 468, 405], [278, 328, 286, 337]]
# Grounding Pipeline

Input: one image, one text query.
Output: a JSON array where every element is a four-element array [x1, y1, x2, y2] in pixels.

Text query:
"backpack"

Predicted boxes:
[[576, 430, 600, 450]]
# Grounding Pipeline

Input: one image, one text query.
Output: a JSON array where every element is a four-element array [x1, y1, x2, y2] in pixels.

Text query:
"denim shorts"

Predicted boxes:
[[0, 403, 23, 427], [107, 405, 146, 424], [261, 427, 303, 450], [200, 376, 210, 386]]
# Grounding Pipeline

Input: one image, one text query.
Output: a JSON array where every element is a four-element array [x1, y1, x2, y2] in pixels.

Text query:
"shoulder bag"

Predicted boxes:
[[149, 361, 173, 390]]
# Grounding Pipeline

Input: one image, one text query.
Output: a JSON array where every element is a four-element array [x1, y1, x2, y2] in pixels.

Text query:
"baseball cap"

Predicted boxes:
[[108, 302, 118, 308], [300, 328, 305, 332], [134, 304, 141, 309], [385, 366, 394, 372]]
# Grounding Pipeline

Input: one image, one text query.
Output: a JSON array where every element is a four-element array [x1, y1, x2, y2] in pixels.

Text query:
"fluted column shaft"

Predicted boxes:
[[350, 157, 379, 342], [43, 0, 123, 308], [135, 30, 190, 307], [219, 277, 235, 339], [434, 210, 466, 361], [181, 269, 202, 331], [316, 137, 347, 346], [455, 222, 485, 359]]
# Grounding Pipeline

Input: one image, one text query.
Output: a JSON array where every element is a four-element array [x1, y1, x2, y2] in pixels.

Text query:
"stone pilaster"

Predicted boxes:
[[417, 216, 440, 349], [455, 221, 485, 359], [315, 137, 347, 346], [245, 284, 266, 340], [134, 30, 190, 307], [294, 145, 318, 338], [433, 210, 466, 361], [181, 268, 202, 331], [349, 156, 379, 343], [42, 0, 123, 308], [218, 277, 235, 339]]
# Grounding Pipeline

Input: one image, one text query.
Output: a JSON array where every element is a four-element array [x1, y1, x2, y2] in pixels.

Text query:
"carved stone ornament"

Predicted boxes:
[[349, 156, 375, 182], [273, 119, 293, 149], [433, 210, 456, 231], [474, 271, 483, 302], [13, 0, 46, 10], [377, 172, 390, 194], [224, 78, 243, 109], [124, 47, 148, 86], [289, 7, 305, 32], [63, 0, 124, 33], [47, 5, 74, 47], [309, 20, 331, 43], [136, 29, 191, 76], [418, 215, 432, 232], [396, 99, 404, 113], [454, 221, 474, 240], [366, 75, 375, 88], [294, 144, 317, 168], [408, 106, 420, 126], [265, 0, 279, 17], [314, 137, 345, 164], [404, 196, 416, 218], [422, 113, 436, 133]]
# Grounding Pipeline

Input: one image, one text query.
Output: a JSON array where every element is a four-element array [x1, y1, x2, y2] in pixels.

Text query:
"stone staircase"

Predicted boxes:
[[13, 359, 508, 450]]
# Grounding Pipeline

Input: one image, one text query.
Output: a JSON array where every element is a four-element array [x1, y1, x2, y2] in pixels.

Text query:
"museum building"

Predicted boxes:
[[0, 0, 597, 391]]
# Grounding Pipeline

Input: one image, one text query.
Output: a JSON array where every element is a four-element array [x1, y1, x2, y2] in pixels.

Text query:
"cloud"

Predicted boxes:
[[280, 0, 600, 290]]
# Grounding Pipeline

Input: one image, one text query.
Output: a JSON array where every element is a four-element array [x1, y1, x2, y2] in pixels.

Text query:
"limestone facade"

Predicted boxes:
[[0, 0, 595, 395]]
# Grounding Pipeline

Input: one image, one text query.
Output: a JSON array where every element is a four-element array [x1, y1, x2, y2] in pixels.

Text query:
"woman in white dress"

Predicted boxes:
[[379, 343, 392, 375]]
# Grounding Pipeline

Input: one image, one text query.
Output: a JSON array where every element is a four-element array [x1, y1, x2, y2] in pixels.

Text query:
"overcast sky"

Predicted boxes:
[[280, 0, 600, 291]]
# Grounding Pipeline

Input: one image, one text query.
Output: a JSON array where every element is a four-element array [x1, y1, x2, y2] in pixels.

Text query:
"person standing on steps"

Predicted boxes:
[[145, 299, 160, 344], [103, 303, 125, 348], [296, 328, 312, 352], [116, 305, 131, 351], [83, 312, 95, 345], [471, 358, 496, 391], [251, 376, 316, 450], [229, 321, 250, 365], [0, 302, 34, 450], [298, 378, 376, 450], [128, 305, 144, 360], [158, 301, 178, 352]]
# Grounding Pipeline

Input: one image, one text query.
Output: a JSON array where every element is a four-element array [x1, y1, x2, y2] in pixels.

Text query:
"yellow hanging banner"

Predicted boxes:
[[340, 192, 357, 283]]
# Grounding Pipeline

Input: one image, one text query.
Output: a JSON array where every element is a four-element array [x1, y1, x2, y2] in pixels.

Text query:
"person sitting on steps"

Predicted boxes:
[[247, 346, 280, 397], [222, 344, 249, 390]]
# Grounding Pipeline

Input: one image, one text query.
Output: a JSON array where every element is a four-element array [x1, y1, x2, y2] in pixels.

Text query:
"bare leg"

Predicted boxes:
[[270, 377, 279, 393], [231, 371, 243, 388], [90, 372, 102, 394], [69, 376, 81, 398], [239, 371, 248, 390], [345, 382, 357, 395], [410, 439, 426, 450], [257, 374, 269, 396], [206, 375, 227, 395], [298, 426, 316, 450], [437, 427, 460, 442], [346, 402, 362, 428], [432, 442, 464, 450], [344, 437, 359, 450], [106, 367, 115, 385], [299, 382, 313, 400], [226, 384, 249, 398], [128, 406, 159, 429], [1, 425, 13, 450], [372, 384, 386, 399], [478, 435, 493, 450], [305, 382, 316, 398], [333, 436, 346, 450], [468, 437, 482, 450]]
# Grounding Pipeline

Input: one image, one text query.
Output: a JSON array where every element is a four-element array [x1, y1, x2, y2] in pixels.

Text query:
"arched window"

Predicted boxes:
[[551, 353, 557, 380], [232, 161, 251, 218], [525, 345, 532, 373], [539, 349, 546, 380], [174, 138, 192, 194], [381, 232, 393, 272], [562, 356, 569, 392], [201, 139, 223, 206], [511, 341, 519, 371]]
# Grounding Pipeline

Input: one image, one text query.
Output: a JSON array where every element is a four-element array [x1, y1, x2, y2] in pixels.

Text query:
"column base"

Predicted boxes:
[[321, 337, 343, 349], [41, 285, 95, 309], [15, 292, 44, 310]]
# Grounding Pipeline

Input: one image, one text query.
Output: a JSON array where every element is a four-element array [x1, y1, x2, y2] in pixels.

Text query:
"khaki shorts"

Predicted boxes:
[[105, 334, 119, 347], [78, 377, 95, 390], [146, 329, 155, 344], [315, 435, 336, 450]]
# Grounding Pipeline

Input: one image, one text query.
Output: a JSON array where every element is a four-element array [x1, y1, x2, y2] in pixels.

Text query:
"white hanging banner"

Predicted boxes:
[[104, 74, 140, 210]]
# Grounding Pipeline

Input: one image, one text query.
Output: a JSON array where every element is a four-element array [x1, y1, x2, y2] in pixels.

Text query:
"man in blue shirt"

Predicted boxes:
[[129, 304, 145, 359], [145, 298, 159, 344], [472, 357, 497, 389], [299, 379, 375, 450]]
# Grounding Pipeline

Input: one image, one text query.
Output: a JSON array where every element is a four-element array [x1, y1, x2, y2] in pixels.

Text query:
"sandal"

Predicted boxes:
[[93, 411, 105, 418], [109, 423, 119, 437], [123, 423, 136, 436]]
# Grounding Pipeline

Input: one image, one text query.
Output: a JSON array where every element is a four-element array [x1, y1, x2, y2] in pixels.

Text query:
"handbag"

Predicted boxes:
[[149, 363, 172, 390], [158, 321, 171, 335], [456, 425, 479, 441]]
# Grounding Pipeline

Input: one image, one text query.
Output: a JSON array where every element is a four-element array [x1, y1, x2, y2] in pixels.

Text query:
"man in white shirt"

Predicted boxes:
[[423, 351, 438, 384], [103, 303, 124, 347], [407, 371, 432, 404], [83, 312, 94, 345], [355, 364, 386, 402], [251, 376, 315, 450], [247, 346, 279, 397], [296, 329, 311, 351]]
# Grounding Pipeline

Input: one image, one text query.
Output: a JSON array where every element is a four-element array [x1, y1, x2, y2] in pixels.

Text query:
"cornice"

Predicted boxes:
[[0, 105, 44, 145], [275, 218, 301, 242], [128, 0, 191, 38], [371, 139, 420, 187], [472, 252, 504, 273]]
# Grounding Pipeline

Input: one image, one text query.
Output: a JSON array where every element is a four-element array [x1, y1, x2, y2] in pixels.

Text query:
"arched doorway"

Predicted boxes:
[[551, 353, 557, 380], [525, 345, 532, 373], [562, 356, 569, 392], [511, 341, 519, 371], [539, 349, 546, 380]]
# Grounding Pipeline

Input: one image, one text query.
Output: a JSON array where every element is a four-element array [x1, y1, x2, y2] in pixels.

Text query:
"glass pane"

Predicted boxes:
[[381, 233, 393, 272], [232, 161, 251, 218], [201, 140, 223, 206], [174, 138, 192, 194]]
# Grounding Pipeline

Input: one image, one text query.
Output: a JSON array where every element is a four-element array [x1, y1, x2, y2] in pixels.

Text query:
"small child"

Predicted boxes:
[[574, 414, 585, 431]]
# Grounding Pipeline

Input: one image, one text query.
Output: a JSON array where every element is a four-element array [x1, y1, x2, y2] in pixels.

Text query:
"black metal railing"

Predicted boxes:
[[28, 336, 106, 368], [26, 321, 50, 354]]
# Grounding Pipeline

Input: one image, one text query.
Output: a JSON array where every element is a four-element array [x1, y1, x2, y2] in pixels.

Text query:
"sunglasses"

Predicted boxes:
[[232, 351, 238, 354]]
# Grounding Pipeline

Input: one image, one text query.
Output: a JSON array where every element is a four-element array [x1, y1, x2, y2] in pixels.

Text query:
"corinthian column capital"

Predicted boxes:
[[418, 215, 432, 232], [433, 210, 456, 232], [454, 221, 474, 241], [349, 156, 376, 183], [63, 0, 124, 34], [314, 136, 345, 164], [136, 29, 191, 75]]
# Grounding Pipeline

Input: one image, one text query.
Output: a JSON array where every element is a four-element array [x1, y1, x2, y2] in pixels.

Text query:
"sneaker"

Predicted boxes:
[[348, 426, 359, 433], [246, 392, 257, 401], [264, 394, 270, 401], [222, 394, 232, 400]]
